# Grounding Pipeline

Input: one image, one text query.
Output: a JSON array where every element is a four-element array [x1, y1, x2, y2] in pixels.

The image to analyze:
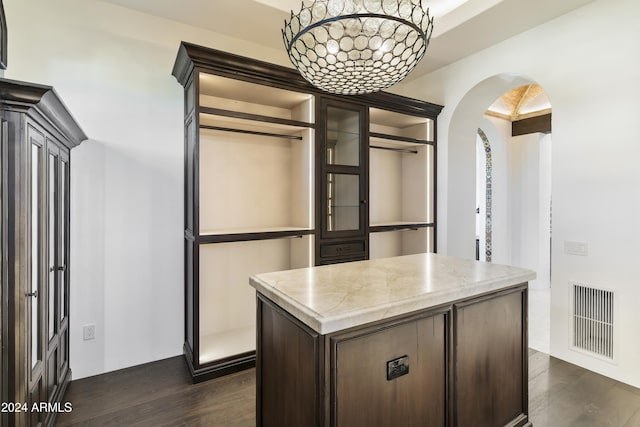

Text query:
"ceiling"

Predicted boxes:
[[487, 84, 551, 121], [99, 0, 596, 79]]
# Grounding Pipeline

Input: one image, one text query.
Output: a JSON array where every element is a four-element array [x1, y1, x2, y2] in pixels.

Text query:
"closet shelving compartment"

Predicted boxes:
[[175, 48, 316, 380], [369, 107, 435, 259], [197, 75, 315, 361], [197, 72, 315, 240]]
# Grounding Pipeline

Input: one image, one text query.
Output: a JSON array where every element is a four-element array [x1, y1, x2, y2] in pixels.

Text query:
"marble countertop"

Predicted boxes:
[[249, 253, 536, 334]]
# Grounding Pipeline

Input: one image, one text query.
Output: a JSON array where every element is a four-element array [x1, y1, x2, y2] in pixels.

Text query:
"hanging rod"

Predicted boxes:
[[370, 145, 418, 154], [200, 124, 303, 140]]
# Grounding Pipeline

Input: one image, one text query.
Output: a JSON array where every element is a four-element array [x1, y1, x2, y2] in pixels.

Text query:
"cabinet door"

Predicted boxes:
[[334, 315, 446, 426], [317, 99, 368, 265], [43, 140, 70, 414], [454, 290, 527, 426], [57, 149, 71, 390], [45, 141, 61, 410], [27, 125, 45, 427]]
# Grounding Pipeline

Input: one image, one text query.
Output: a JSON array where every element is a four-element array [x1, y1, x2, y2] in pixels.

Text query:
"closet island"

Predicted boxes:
[[250, 253, 535, 427]]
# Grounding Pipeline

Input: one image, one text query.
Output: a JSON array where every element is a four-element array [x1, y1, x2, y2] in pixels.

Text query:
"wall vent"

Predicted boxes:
[[571, 282, 614, 360]]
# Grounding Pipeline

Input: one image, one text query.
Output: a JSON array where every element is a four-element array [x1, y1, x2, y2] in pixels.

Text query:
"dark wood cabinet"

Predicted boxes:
[[453, 289, 529, 426], [1, 78, 86, 427], [256, 284, 530, 427], [172, 42, 442, 383], [316, 98, 369, 265], [333, 312, 446, 426]]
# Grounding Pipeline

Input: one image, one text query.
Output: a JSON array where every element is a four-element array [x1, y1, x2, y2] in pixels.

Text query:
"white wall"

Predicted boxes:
[[3, 0, 290, 379], [508, 133, 551, 290], [396, 0, 640, 387]]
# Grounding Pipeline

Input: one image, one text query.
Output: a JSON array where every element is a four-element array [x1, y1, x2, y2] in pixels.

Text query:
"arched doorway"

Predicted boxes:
[[448, 74, 552, 353]]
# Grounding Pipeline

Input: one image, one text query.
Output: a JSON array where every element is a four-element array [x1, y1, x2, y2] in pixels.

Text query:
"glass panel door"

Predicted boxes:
[[320, 100, 367, 240], [327, 173, 360, 232], [30, 141, 42, 370], [58, 155, 70, 380], [27, 126, 47, 427], [60, 159, 68, 322], [45, 142, 62, 403], [327, 107, 360, 167], [317, 98, 369, 265], [48, 152, 57, 342]]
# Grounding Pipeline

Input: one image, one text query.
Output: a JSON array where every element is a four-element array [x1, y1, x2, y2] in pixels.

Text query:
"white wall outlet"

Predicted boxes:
[[83, 324, 96, 341], [564, 241, 588, 256]]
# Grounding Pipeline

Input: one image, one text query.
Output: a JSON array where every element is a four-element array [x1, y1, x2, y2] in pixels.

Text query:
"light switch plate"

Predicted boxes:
[[565, 241, 588, 256]]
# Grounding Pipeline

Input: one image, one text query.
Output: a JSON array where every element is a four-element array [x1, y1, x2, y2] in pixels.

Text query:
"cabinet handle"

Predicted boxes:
[[361, 199, 367, 204], [25, 290, 39, 298], [49, 265, 66, 272]]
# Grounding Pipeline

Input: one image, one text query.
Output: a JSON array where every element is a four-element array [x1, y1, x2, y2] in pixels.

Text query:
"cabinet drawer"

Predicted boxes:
[[320, 241, 365, 258]]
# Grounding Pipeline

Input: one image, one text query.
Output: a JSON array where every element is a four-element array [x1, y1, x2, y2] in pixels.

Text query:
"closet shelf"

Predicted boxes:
[[200, 124, 303, 140], [370, 222, 434, 233], [198, 227, 314, 244], [200, 106, 314, 129], [370, 131, 433, 146], [370, 145, 418, 154]]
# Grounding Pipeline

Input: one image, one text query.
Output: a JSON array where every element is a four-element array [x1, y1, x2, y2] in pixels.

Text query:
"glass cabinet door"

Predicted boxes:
[[327, 107, 360, 167], [327, 173, 360, 232], [319, 100, 368, 242]]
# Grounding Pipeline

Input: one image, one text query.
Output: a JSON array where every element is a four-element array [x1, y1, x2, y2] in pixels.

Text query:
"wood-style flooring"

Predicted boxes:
[[55, 349, 640, 426]]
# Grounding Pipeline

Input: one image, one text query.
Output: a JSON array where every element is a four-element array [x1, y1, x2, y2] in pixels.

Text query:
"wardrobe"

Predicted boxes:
[[1, 78, 86, 427]]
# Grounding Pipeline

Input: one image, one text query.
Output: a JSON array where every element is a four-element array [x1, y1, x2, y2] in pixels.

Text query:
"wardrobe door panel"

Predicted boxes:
[[58, 152, 70, 382], [28, 125, 46, 426]]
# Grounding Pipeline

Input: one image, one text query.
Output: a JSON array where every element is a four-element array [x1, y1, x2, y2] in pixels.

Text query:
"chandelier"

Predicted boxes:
[[282, 0, 434, 95]]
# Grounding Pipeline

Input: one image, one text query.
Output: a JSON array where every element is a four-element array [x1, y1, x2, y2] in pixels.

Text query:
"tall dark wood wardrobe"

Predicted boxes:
[[172, 41, 442, 383], [1, 78, 87, 427]]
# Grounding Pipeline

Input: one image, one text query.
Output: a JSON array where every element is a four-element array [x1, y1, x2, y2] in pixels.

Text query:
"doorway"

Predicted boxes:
[[449, 75, 552, 353], [488, 84, 551, 353]]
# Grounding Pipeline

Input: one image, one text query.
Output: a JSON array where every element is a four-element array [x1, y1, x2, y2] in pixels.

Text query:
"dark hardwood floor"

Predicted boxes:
[[527, 349, 640, 427], [54, 357, 255, 426], [55, 349, 640, 426]]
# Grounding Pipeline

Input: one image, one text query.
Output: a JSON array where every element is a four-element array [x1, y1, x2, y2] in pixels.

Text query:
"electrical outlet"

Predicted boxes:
[[83, 324, 96, 341]]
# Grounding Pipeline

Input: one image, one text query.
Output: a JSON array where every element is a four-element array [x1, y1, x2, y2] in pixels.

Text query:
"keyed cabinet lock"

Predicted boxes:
[[387, 355, 409, 381]]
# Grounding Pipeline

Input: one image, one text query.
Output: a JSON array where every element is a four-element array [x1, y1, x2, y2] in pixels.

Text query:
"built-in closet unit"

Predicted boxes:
[[172, 42, 442, 383], [1, 78, 86, 427]]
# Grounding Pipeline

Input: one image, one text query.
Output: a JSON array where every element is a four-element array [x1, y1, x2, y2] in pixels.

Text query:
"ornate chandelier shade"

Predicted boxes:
[[282, 0, 434, 95]]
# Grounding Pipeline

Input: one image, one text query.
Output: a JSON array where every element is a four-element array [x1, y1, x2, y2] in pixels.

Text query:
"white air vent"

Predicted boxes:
[[571, 282, 614, 360]]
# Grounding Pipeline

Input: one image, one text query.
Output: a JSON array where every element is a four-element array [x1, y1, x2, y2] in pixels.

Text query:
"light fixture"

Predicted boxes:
[[282, 0, 434, 95]]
